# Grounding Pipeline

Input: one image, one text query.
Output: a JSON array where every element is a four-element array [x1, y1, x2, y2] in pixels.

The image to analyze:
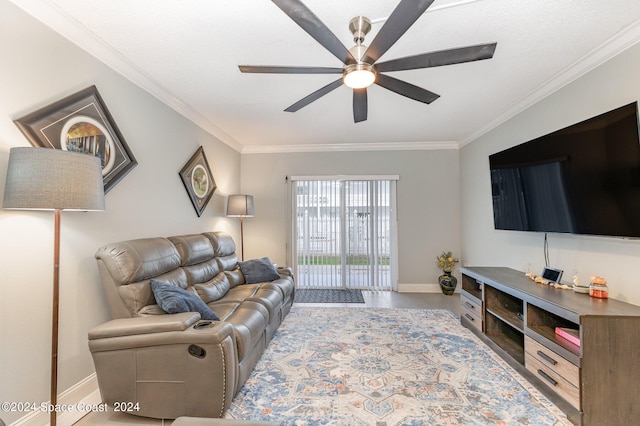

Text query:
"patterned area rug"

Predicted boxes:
[[224, 307, 571, 425], [294, 289, 365, 303]]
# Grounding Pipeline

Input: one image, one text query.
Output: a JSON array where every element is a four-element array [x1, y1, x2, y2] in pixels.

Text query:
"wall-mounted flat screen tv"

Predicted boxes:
[[489, 102, 640, 238]]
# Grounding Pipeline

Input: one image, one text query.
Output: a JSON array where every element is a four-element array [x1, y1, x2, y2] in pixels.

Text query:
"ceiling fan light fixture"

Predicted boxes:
[[343, 63, 376, 89]]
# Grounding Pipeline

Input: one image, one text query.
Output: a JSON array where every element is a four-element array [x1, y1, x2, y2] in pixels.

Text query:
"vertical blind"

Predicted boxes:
[[290, 176, 398, 291]]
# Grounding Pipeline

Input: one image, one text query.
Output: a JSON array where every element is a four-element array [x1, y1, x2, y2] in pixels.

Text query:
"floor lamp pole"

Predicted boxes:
[[51, 209, 61, 426], [226, 194, 253, 262]]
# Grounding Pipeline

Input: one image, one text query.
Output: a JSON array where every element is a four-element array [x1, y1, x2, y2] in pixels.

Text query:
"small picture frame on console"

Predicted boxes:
[[541, 266, 563, 284]]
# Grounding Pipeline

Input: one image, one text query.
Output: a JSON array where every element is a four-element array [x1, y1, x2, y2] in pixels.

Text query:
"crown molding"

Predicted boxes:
[[241, 140, 459, 154], [15, 1, 639, 155], [459, 19, 640, 147], [10, 0, 244, 153]]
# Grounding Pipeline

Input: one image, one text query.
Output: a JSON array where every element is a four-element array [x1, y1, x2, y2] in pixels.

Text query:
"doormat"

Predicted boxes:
[[294, 289, 365, 303]]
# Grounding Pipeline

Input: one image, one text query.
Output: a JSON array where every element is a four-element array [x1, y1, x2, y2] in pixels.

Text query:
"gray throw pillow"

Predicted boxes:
[[150, 279, 220, 320], [239, 257, 280, 284]]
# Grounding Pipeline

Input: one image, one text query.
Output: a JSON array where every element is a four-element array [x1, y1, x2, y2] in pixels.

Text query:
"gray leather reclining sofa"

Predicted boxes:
[[88, 231, 295, 420]]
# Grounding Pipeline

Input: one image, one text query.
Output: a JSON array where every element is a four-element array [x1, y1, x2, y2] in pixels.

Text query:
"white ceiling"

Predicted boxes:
[[11, 0, 640, 153]]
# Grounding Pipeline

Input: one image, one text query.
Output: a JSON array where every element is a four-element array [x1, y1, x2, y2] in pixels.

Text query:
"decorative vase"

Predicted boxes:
[[438, 271, 458, 295]]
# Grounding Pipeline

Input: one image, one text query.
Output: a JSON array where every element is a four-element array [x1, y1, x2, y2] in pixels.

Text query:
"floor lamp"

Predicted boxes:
[[3, 147, 105, 426], [226, 194, 254, 261]]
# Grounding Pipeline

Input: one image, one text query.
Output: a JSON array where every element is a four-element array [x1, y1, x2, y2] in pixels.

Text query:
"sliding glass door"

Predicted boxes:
[[290, 177, 397, 290]]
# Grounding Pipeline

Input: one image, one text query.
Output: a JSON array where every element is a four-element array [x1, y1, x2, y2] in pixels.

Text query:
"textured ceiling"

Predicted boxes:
[[10, 0, 640, 152]]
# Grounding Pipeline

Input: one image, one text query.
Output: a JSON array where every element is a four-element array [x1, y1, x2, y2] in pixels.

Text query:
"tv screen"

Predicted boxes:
[[489, 102, 640, 238]]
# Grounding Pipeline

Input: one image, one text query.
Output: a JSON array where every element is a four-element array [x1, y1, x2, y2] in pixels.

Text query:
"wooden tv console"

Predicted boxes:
[[460, 266, 640, 426]]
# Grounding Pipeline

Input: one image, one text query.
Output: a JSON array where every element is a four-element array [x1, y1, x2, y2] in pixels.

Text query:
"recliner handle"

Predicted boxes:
[[188, 344, 206, 358]]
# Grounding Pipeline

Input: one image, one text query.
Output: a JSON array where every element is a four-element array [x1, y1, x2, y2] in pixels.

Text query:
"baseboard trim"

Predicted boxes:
[[398, 283, 452, 293], [10, 374, 100, 426]]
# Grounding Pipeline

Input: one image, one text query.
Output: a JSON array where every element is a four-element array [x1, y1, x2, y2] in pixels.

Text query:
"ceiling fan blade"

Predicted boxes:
[[375, 73, 439, 104], [353, 89, 368, 123], [376, 43, 497, 72], [361, 0, 435, 64], [284, 78, 343, 112], [239, 65, 343, 74], [272, 0, 356, 65]]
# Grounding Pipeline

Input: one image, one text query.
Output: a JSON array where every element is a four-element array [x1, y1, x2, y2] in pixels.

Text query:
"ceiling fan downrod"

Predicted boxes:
[[348, 16, 372, 60], [349, 16, 372, 44]]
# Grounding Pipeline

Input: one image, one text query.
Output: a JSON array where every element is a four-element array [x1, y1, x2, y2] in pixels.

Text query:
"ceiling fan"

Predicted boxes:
[[239, 0, 497, 123]]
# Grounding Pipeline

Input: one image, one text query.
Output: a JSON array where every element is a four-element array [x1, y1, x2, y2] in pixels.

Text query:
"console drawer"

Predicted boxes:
[[461, 295, 482, 333], [461, 293, 481, 313], [461, 309, 482, 332], [525, 336, 579, 387], [526, 350, 580, 409]]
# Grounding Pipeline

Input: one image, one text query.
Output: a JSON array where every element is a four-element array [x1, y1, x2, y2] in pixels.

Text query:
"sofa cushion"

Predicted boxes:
[[226, 284, 283, 320], [216, 254, 239, 273], [169, 234, 215, 266], [208, 300, 268, 361], [116, 268, 187, 317], [226, 302, 268, 361], [205, 231, 236, 257], [151, 279, 220, 320], [239, 257, 280, 284], [194, 272, 231, 303], [224, 269, 245, 288], [184, 258, 220, 285], [96, 237, 182, 284], [261, 277, 295, 301], [136, 304, 166, 315]]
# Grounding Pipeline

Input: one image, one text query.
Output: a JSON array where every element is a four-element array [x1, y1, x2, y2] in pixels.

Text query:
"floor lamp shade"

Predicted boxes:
[[226, 194, 254, 217], [3, 147, 104, 426], [3, 147, 105, 211]]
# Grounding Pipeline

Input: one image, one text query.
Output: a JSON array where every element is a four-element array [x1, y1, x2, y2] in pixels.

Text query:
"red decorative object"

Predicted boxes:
[[555, 327, 581, 347]]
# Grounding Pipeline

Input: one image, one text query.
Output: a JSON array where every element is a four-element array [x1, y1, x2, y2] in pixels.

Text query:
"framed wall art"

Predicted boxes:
[[179, 146, 217, 217], [14, 85, 137, 193]]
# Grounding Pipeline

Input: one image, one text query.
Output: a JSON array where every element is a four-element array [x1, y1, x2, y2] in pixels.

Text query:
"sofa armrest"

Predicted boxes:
[[88, 314, 234, 352], [89, 312, 200, 339], [277, 266, 293, 278], [88, 314, 238, 419]]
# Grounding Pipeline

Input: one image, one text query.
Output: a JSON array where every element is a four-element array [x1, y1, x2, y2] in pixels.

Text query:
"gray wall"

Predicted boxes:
[[0, 2, 241, 423], [460, 41, 640, 306], [241, 149, 461, 288]]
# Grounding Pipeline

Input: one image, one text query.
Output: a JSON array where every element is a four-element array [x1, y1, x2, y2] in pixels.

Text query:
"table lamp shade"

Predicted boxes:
[[226, 194, 254, 217], [3, 147, 105, 211]]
